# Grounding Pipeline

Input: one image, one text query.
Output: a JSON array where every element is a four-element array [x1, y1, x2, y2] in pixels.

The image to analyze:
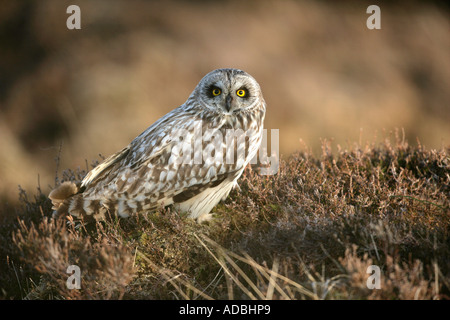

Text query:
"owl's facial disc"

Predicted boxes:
[[197, 68, 261, 115]]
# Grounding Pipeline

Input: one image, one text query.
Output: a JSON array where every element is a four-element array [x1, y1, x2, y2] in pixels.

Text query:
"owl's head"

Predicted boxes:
[[193, 68, 264, 115]]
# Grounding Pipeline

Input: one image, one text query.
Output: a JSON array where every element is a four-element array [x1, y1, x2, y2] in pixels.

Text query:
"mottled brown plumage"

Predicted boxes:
[[49, 68, 266, 223]]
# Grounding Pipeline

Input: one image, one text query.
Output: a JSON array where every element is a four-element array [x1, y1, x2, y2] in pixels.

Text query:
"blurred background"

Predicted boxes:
[[0, 0, 449, 208]]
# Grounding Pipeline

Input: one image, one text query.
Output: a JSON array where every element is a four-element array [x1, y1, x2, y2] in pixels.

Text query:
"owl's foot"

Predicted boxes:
[[196, 212, 214, 224]]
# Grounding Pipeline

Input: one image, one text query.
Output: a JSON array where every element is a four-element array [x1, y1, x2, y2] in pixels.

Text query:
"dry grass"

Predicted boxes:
[[1, 133, 448, 300]]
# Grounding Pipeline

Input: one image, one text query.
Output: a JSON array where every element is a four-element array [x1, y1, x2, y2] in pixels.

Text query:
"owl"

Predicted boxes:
[[49, 68, 266, 223]]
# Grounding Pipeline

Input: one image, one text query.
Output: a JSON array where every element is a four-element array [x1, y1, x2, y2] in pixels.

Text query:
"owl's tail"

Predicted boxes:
[[48, 181, 80, 218], [49, 182, 114, 221]]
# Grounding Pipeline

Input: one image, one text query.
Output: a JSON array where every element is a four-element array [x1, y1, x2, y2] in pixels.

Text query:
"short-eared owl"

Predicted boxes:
[[49, 68, 266, 223]]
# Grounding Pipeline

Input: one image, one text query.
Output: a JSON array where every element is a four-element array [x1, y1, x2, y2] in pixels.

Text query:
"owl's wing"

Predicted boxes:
[[80, 130, 177, 193], [80, 106, 183, 191], [113, 123, 240, 198], [80, 146, 130, 189], [80, 139, 177, 190]]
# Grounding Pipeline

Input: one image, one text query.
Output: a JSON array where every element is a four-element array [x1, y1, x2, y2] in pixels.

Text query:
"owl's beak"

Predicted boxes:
[[225, 94, 233, 112]]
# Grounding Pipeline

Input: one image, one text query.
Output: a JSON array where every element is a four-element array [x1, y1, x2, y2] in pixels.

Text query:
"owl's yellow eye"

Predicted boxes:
[[212, 88, 222, 96], [236, 89, 247, 97]]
